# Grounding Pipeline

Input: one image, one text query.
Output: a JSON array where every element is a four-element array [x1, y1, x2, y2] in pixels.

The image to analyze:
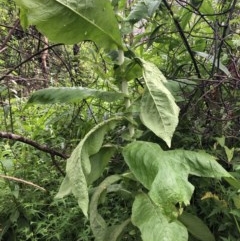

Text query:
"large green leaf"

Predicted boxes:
[[55, 117, 122, 217], [87, 146, 116, 185], [140, 60, 180, 147], [132, 193, 188, 241], [89, 175, 130, 241], [178, 212, 215, 241], [15, 0, 122, 49], [126, 0, 162, 23], [26, 87, 125, 106], [123, 141, 232, 217]]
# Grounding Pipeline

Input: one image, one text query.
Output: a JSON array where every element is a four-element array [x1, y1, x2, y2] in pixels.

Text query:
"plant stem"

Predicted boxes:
[[122, 80, 135, 138]]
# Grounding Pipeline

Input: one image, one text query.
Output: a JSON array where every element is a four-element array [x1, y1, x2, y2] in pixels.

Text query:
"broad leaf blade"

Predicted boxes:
[[166, 150, 232, 179], [123, 141, 193, 216], [56, 117, 122, 217], [179, 212, 215, 241], [26, 87, 125, 106], [123, 141, 233, 217], [15, 0, 122, 49], [89, 175, 122, 241], [140, 60, 180, 147], [132, 193, 188, 241], [55, 175, 72, 198], [87, 146, 116, 185]]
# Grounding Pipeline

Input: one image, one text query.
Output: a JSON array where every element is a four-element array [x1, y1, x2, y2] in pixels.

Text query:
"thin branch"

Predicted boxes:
[[216, 0, 238, 71], [51, 154, 65, 176], [0, 131, 68, 159], [0, 174, 46, 192], [0, 44, 63, 82], [162, 0, 201, 78], [0, 19, 20, 51]]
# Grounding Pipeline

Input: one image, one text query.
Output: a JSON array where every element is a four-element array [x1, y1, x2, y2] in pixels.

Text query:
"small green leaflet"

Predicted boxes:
[[126, 0, 162, 23]]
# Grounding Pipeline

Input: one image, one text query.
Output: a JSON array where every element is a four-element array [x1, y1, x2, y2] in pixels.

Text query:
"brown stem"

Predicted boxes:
[[0, 174, 46, 192], [0, 19, 20, 51], [0, 131, 69, 159]]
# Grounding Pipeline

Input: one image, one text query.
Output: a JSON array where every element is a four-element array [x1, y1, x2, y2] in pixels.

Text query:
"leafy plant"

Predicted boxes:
[[1, 0, 240, 240]]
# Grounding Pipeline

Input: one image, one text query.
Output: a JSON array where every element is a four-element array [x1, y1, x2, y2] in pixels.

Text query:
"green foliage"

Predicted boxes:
[[15, 0, 123, 49], [126, 0, 162, 23], [132, 193, 188, 241], [26, 87, 125, 105], [123, 141, 232, 224], [56, 117, 122, 217], [1, 0, 240, 240], [140, 60, 180, 147], [178, 212, 215, 241]]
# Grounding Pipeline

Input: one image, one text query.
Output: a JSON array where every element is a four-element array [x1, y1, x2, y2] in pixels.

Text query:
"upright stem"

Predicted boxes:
[[121, 76, 135, 138]]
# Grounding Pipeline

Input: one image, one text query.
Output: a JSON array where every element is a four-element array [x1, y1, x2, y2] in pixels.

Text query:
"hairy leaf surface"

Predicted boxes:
[[56, 117, 122, 217], [132, 193, 188, 241], [87, 146, 116, 185], [123, 141, 232, 216], [140, 60, 180, 147]]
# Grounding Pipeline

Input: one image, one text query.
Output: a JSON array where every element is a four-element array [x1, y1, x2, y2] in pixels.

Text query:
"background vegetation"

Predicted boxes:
[[1, 0, 240, 240]]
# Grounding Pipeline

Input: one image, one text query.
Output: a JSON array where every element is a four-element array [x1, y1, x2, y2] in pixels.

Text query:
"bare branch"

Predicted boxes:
[[0, 174, 46, 192], [0, 131, 68, 159]]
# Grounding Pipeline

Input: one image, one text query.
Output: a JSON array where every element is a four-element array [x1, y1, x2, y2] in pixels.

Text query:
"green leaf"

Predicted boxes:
[[87, 146, 116, 185], [199, 0, 215, 21], [140, 60, 180, 147], [132, 193, 188, 241], [15, 0, 123, 49], [123, 141, 192, 217], [26, 87, 125, 106], [126, 0, 162, 23], [55, 175, 72, 198], [123, 141, 232, 216], [178, 212, 215, 241], [166, 149, 231, 179], [56, 117, 122, 217], [89, 175, 125, 241], [215, 136, 225, 147], [224, 146, 234, 162], [103, 218, 131, 241], [179, 7, 193, 30], [194, 51, 231, 77]]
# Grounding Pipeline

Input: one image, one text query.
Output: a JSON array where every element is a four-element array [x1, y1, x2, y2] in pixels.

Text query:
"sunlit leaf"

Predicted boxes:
[[194, 51, 231, 77], [132, 193, 188, 241], [15, 0, 123, 49], [123, 141, 232, 216], [140, 60, 180, 147]]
